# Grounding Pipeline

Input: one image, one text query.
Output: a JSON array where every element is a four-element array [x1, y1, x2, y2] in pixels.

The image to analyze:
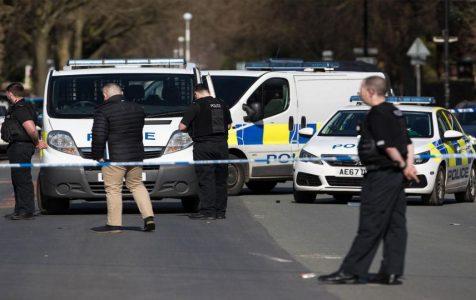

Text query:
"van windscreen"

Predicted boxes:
[[48, 74, 194, 118]]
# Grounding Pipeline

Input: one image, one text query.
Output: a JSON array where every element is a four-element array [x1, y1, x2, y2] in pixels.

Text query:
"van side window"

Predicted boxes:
[[247, 78, 290, 120]]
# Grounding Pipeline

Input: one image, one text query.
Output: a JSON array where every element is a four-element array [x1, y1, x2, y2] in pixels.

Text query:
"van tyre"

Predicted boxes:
[[36, 180, 70, 214], [294, 190, 317, 203], [228, 154, 246, 196], [455, 164, 476, 203], [422, 166, 445, 206], [181, 197, 200, 213], [246, 181, 277, 193]]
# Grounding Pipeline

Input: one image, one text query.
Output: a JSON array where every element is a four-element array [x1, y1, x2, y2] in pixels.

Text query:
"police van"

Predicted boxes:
[[38, 59, 211, 213], [208, 59, 386, 194], [293, 96, 476, 205]]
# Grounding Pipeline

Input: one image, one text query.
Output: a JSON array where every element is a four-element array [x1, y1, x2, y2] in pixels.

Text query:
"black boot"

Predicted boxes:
[[318, 270, 366, 284], [144, 216, 156, 232]]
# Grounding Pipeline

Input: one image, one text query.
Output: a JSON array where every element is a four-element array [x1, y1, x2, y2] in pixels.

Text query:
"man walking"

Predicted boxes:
[[2, 83, 47, 220], [91, 83, 155, 233], [318, 76, 419, 285], [179, 84, 232, 220]]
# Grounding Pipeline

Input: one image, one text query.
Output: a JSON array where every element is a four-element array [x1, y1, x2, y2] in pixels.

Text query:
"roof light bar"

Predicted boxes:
[[65, 58, 187, 70], [350, 96, 435, 104], [450, 108, 476, 113], [245, 59, 339, 71]]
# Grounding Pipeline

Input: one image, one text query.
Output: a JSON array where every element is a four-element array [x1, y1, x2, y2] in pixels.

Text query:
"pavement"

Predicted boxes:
[[0, 162, 475, 300]]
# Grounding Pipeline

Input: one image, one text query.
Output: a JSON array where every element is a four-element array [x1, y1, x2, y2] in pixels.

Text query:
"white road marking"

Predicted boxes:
[[249, 252, 293, 263]]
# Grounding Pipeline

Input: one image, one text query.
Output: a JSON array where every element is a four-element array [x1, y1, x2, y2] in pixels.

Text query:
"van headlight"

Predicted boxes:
[[299, 149, 323, 164], [47, 130, 79, 156], [414, 150, 430, 164], [164, 131, 193, 155]]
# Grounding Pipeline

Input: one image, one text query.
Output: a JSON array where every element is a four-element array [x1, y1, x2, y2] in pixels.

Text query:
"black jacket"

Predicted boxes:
[[91, 95, 145, 162]]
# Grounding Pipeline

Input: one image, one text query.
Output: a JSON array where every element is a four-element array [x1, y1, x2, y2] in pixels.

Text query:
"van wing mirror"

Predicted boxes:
[[443, 130, 463, 140], [298, 127, 315, 137], [242, 103, 262, 122]]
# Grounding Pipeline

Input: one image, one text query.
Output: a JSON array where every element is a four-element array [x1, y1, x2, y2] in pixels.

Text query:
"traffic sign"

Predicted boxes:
[[407, 38, 430, 64]]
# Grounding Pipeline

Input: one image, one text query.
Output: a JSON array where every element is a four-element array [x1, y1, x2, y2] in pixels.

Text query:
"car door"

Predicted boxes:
[[241, 77, 298, 178], [444, 110, 472, 189], [436, 110, 465, 190]]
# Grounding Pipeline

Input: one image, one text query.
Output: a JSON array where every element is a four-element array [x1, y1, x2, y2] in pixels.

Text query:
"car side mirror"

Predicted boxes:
[[443, 130, 463, 140], [298, 127, 315, 137]]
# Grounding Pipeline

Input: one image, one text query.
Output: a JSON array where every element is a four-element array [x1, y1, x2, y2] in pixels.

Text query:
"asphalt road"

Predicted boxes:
[[0, 162, 475, 300], [0, 166, 331, 300]]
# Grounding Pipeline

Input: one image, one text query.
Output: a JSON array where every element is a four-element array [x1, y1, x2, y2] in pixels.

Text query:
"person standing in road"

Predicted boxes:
[[318, 76, 419, 285], [91, 83, 155, 233], [2, 83, 47, 220], [179, 84, 232, 220]]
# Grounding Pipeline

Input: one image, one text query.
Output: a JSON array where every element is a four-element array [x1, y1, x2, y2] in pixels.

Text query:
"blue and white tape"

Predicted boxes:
[[0, 153, 473, 169]]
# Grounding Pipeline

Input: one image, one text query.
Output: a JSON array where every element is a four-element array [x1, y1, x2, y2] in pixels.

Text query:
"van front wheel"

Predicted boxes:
[[228, 154, 246, 196]]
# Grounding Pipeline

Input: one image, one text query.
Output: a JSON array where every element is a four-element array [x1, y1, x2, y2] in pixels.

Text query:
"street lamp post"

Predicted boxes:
[[183, 12, 193, 62], [443, 0, 450, 108], [178, 36, 185, 59]]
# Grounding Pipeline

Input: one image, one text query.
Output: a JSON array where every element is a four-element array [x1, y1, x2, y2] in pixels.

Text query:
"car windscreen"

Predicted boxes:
[[453, 111, 476, 136], [211, 75, 258, 108], [48, 74, 194, 118], [319, 110, 433, 138]]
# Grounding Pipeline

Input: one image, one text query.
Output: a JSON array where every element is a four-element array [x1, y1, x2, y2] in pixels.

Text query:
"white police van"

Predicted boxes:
[[208, 59, 386, 194], [38, 58, 211, 213], [293, 96, 476, 205]]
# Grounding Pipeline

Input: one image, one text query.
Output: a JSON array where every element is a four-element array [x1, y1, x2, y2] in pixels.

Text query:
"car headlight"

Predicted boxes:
[[163, 131, 193, 155], [47, 130, 79, 156], [414, 150, 430, 164], [299, 149, 323, 164]]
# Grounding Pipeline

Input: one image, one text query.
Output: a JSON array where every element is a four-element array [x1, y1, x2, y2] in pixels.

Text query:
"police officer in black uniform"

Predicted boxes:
[[180, 84, 232, 220], [318, 76, 419, 285], [2, 83, 47, 220]]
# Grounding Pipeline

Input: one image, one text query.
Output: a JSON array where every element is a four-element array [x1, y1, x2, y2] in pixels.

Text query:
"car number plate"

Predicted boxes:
[[338, 168, 366, 177], [98, 173, 146, 182]]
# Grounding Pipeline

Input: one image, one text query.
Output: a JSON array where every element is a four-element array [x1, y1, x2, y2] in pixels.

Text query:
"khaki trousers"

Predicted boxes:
[[102, 166, 154, 226]]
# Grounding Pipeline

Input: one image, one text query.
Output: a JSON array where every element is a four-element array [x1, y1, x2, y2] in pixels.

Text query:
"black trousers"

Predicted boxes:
[[341, 168, 407, 277], [7, 142, 36, 214], [193, 141, 229, 216]]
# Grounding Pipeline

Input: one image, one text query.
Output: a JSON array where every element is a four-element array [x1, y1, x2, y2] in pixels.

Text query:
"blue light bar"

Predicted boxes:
[[65, 58, 187, 70], [245, 59, 340, 71], [450, 108, 476, 113], [350, 96, 435, 104]]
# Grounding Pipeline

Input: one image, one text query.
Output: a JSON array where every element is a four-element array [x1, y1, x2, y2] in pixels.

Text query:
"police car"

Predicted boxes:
[[293, 96, 476, 206]]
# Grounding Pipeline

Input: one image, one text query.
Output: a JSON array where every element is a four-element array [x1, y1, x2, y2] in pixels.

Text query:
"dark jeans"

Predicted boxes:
[[193, 141, 229, 217], [341, 168, 407, 278], [7, 142, 35, 214]]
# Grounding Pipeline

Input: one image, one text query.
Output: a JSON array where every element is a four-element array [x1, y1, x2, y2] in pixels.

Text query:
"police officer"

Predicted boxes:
[[318, 76, 419, 285], [179, 84, 232, 220], [2, 83, 47, 220]]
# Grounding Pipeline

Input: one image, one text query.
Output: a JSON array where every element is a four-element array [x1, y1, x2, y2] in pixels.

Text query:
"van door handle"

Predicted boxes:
[[301, 116, 307, 128], [288, 116, 294, 131]]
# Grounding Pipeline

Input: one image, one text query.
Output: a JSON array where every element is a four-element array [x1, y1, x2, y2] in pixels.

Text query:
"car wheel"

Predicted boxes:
[[293, 189, 317, 203], [422, 166, 445, 206], [227, 154, 246, 196], [36, 180, 70, 214], [455, 164, 476, 203], [332, 194, 353, 203], [245, 181, 278, 193], [181, 197, 200, 213]]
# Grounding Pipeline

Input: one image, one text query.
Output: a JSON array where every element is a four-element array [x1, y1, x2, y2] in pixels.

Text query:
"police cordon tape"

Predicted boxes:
[[0, 153, 474, 169]]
